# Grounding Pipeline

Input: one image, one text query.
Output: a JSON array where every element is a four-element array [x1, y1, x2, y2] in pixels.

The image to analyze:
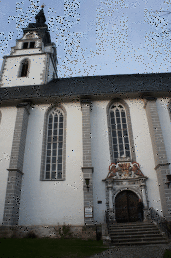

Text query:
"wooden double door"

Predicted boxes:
[[115, 190, 139, 223]]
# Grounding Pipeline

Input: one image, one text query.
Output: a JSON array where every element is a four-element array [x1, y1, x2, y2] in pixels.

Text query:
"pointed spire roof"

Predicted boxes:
[[35, 8, 46, 24], [22, 7, 51, 45]]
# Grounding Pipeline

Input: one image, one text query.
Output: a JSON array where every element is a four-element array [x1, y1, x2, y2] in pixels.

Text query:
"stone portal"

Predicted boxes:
[[103, 159, 148, 222]]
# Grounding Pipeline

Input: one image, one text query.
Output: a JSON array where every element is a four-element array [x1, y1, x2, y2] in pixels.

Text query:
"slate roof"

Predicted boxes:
[[0, 72, 171, 104]]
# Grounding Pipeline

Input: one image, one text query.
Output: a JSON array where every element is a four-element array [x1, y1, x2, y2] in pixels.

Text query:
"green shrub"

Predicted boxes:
[[58, 224, 72, 238], [24, 231, 37, 239], [163, 249, 171, 258]]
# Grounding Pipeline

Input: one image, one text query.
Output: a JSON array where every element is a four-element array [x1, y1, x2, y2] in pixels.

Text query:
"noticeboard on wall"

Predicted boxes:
[[84, 207, 93, 218]]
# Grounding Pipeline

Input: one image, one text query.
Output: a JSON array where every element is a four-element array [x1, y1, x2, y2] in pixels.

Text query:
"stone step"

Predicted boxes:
[[109, 224, 156, 228], [111, 236, 167, 242], [110, 233, 166, 239], [109, 224, 157, 228], [109, 224, 157, 229], [109, 222, 153, 226], [109, 224, 159, 228], [109, 228, 160, 233], [107, 222, 168, 246], [110, 239, 168, 246]]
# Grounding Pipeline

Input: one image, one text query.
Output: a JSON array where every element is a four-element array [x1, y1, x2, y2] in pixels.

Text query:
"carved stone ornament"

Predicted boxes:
[[26, 32, 34, 38], [107, 162, 144, 179]]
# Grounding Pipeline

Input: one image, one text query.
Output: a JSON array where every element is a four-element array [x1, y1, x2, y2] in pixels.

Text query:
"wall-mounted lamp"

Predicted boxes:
[[85, 178, 90, 191], [165, 175, 171, 188]]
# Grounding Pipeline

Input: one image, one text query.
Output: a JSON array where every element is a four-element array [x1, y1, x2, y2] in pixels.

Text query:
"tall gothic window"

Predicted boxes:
[[109, 103, 131, 163], [20, 59, 29, 77], [44, 108, 64, 180]]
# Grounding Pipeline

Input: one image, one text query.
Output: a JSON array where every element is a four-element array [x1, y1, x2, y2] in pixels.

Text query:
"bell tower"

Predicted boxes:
[[0, 8, 57, 88]]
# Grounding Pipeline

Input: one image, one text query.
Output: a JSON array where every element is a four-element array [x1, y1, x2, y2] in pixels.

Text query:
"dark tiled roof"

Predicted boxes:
[[0, 72, 171, 103]]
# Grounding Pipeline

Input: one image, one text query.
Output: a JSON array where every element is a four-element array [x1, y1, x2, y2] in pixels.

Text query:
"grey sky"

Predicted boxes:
[[0, 0, 170, 78]]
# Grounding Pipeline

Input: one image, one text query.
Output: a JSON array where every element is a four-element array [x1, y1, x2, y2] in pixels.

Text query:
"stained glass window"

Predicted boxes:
[[109, 104, 131, 163], [45, 108, 64, 180]]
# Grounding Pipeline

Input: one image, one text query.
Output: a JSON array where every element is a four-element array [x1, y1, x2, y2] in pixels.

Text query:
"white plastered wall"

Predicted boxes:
[[19, 102, 84, 226], [1, 54, 47, 87], [90, 101, 110, 224], [128, 99, 162, 215], [156, 98, 171, 171], [47, 57, 55, 82], [11, 48, 42, 56], [0, 107, 17, 224], [91, 99, 162, 224]]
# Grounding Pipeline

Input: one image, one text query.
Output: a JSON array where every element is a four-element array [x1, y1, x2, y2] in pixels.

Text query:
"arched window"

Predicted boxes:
[[109, 103, 131, 163], [20, 59, 29, 77], [44, 108, 64, 180]]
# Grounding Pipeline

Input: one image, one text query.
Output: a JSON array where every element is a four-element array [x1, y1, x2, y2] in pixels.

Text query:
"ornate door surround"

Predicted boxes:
[[103, 158, 149, 222]]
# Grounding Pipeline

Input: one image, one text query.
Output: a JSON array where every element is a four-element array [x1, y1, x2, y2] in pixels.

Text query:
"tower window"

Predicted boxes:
[[20, 59, 29, 77], [23, 42, 28, 49], [30, 42, 35, 48], [22, 41, 35, 49]]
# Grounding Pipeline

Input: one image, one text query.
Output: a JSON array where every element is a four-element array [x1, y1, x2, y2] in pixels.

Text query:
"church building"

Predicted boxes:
[[0, 8, 171, 238]]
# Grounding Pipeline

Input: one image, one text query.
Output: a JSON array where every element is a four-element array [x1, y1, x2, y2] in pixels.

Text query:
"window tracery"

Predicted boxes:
[[109, 103, 131, 163], [44, 108, 64, 180]]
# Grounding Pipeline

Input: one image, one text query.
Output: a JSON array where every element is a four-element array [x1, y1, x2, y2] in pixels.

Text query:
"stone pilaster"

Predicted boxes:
[[145, 98, 171, 220], [81, 99, 94, 225], [108, 183, 115, 221], [3, 103, 30, 226]]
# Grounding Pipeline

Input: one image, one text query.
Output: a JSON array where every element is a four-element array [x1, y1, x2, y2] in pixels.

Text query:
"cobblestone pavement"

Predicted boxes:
[[89, 243, 171, 258]]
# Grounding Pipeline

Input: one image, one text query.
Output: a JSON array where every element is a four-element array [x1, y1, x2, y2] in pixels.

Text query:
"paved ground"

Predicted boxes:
[[90, 243, 171, 258]]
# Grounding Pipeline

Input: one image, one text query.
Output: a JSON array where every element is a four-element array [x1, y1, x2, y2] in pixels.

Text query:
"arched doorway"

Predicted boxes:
[[115, 190, 139, 223]]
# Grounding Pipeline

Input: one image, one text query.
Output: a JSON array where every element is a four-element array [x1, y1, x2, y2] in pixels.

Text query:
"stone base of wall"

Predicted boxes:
[[0, 225, 97, 240]]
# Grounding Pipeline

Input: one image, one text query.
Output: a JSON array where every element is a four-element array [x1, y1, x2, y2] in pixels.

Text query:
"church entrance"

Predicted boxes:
[[115, 190, 139, 223]]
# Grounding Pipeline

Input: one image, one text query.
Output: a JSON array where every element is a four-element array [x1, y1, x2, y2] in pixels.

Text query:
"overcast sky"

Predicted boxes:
[[0, 0, 171, 78]]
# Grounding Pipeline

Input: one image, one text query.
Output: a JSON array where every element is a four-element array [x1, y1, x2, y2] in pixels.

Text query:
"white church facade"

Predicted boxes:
[[0, 9, 171, 237]]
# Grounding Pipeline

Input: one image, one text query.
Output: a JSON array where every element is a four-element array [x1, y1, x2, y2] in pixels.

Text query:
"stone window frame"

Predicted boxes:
[[40, 104, 67, 181], [22, 41, 35, 49], [16, 38, 40, 50], [18, 58, 30, 78], [106, 99, 136, 163]]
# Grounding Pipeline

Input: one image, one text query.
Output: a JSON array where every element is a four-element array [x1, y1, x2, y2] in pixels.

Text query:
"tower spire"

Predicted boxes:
[[35, 8, 46, 24], [22, 7, 51, 45]]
